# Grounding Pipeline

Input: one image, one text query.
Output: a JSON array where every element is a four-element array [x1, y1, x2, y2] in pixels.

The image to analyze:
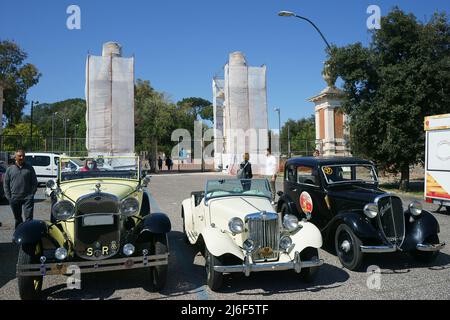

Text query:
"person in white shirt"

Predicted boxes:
[[265, 148, 278, 202]]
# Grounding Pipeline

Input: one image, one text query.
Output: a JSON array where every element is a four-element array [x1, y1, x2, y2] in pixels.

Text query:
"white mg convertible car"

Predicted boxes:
[[181, 178, 324, 291]]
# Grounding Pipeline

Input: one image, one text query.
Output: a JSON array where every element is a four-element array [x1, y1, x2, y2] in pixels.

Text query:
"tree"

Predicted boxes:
[[2, 122, 44, 151], [135, 80, 176, 169], [326, 8, 450, 190], [176, 97, 213, 122], [0, 40, 41, 127], [280, 116, 316, 156], [25, 98, 86, 138]]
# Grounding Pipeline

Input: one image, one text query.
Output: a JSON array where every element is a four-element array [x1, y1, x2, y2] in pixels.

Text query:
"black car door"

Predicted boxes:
[[294, 165, 331, 229]]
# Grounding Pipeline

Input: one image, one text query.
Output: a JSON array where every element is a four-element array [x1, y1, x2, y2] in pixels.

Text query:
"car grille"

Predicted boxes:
[[74, 193, 121, 260], [246, 212, 280, 262], [376, 195, 405, 246]]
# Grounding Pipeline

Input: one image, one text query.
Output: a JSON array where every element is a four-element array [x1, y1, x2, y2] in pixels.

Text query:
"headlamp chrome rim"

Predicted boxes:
[[52, 200, 75, 221], [363, 203, 378, 219], [228, 217, 244, 234], [409, 201, 423, 216], [279, 235, 293, 251], [120, 197, 139, 216], [283, 214, 299, 232]]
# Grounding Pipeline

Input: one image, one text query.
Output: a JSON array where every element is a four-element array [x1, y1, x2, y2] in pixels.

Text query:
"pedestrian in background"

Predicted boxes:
[[158, 156, 163, 171], [3, 149, 38, 229], [265, 148, 278, 203], [238, 153, 253, 191]]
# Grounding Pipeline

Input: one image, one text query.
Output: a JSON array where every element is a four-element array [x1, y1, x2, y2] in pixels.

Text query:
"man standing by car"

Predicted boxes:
[[3, 149, 38, 229], [265, 148, 278, 203]]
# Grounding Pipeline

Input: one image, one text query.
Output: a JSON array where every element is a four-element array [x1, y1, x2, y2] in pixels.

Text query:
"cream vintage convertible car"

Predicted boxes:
[[181, 178, 324, 291]]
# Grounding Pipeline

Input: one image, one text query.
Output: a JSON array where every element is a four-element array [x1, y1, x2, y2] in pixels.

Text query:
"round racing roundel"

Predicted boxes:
[[300, 191, 313, 215]]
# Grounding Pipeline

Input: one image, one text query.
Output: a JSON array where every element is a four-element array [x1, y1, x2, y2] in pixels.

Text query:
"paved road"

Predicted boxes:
[[1, 173, 449, 300]]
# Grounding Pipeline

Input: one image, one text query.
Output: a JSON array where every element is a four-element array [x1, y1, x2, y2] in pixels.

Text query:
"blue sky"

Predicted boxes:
[[1, 0, 449, 129]]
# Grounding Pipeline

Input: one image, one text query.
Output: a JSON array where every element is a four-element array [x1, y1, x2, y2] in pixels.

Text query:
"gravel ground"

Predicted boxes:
[[0, 172, 449, 300]]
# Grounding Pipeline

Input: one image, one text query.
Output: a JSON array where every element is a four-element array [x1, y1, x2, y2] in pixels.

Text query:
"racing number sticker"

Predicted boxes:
[[300, 191, 313, 215], [323, 167, 333, 175]]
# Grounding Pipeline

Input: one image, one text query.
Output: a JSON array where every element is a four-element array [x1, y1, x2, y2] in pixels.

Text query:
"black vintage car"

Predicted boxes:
[[277, 157, 446, 270]]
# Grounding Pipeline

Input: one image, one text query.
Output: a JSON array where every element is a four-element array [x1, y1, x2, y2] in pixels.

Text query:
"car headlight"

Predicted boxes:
[[283, 214, 299, 232], [228, 217, 244, 234], [52, 200, 75, 221], [363, 203, 378, 219], [55, 247, 68, 261], [280, 236, 293, 251], [409, 201, 422, 216], [120, 197, 139, 216]]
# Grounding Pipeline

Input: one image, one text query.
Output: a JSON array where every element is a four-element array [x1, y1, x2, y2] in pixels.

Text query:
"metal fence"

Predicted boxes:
[[278, 139, 319, 158]]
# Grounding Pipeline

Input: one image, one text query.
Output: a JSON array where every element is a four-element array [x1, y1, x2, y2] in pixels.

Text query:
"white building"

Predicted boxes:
[[85, 42, 135, 157], [213, 52, 269, 174]]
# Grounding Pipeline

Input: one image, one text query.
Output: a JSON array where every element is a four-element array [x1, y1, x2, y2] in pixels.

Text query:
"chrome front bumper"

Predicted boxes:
[[213, 252, 323, 277], [361, 242, 446, 253], [17, 253, 169, 277]]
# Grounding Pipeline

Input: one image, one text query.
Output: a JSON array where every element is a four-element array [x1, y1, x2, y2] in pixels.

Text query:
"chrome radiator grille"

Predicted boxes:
[[377, 195, 405, 246], [75, 193, 120, 260], [246, 212, 279, 262]]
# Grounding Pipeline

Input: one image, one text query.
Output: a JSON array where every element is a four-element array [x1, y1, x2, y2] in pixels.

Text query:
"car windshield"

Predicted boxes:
[[205, 179, 272, 200], [59, 156, 139, 182], [321, 164, 378, 185]]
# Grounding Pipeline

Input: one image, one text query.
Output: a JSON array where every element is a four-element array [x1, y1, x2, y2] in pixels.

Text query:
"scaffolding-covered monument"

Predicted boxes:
[[85, 42, 135, 157], [213, 52, 269, 175]]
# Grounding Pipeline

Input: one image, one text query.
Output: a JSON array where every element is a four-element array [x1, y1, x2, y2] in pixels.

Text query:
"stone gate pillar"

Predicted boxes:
[[308, 68, 351, 156]]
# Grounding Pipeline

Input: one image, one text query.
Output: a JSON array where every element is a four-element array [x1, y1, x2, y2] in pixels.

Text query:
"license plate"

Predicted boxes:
[[83, 215, 114, 226]]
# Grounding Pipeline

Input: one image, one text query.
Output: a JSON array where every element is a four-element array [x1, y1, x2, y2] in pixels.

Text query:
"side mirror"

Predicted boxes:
[[46, 180, 56, 189], [142, 175, 151, 187]]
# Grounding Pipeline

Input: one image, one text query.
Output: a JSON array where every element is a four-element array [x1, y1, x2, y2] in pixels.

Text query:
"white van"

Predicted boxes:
[[25, 153, 80, 184]]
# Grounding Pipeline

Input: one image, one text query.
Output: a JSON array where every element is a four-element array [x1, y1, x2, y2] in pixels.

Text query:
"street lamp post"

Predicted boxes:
[[278, 11, 332, 51], [30, 100, 38, 151], [274, 107, 281, 155], [64, 117, 70, 153], [52, 112, 58, 153]]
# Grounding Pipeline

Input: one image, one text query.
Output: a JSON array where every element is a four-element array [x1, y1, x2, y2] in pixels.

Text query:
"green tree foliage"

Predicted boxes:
[[280, 115, 316, 156], [24, 99, 86, 138], [177, 97, 213, 122], [135, 79, 175, 157], [326, 8, 450, 190], [2, 122, 44, 151], [0, 40, 41, 126]]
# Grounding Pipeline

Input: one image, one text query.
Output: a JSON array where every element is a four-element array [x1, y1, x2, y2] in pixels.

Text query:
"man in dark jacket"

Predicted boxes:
[[3, 149, 38, 229], [238, 153, 253, 179]]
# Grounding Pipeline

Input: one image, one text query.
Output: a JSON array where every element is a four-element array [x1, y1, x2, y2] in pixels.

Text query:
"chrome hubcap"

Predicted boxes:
[[341, 240, 351, 253]]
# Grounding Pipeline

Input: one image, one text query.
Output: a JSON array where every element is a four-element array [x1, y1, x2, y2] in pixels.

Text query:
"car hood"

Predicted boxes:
[[327, 184, 386, 212], [208, 196, 275, 223], [59, 180, 138, 202]]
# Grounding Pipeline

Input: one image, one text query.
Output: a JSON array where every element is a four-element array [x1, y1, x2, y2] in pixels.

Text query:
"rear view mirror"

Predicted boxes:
[[46, 180, 55, 189], [142, 175, 151, 187]]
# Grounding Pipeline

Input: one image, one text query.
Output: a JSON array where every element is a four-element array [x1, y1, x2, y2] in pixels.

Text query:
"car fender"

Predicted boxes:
[[289, 221, 323, 255], [202, 227, 244, 261], [401, 210, 441, 251], [277, 192, 299, 216], [181, 198, 196, 242], [324, 211, 380, 241], [13, 220, 48, 245], [141, 212, 172, 234]]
